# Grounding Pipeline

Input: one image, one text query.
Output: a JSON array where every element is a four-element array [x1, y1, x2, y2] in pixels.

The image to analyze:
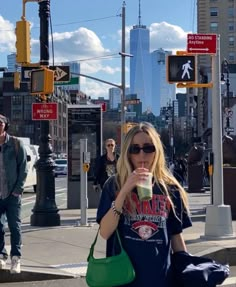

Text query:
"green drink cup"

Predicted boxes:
[[137, 172, 153, 201]]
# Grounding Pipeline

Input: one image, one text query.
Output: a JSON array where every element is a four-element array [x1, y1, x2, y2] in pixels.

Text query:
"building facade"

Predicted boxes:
[[0, 72, 78, 155], [7, 53, 20, 72], [197, 0, 236, 66], [151, 49, 176, 115], [109, 87, 121, 110], [130, 24, 152, 114], [196, 0, 236, 139]]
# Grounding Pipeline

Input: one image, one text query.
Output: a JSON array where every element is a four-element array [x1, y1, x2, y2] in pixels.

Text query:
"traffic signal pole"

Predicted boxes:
[[203, 35, 234, 239], [30, 0, 60, 227]]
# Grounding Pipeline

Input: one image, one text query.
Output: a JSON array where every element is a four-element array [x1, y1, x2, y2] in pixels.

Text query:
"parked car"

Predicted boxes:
[[24, 144, 39, 192], [54, 159, 67, 177]]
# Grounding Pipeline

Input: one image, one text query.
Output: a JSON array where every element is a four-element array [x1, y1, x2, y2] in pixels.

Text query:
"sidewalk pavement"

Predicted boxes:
[[1, 192, 236, 287]]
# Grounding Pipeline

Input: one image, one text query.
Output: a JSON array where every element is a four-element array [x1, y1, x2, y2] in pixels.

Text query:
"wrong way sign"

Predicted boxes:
[[32, 103, 58, 120], [49, 65, 70, 82]]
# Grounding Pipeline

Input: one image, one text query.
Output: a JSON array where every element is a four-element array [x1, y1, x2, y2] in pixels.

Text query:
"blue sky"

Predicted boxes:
[[0, 0, 196, 98]]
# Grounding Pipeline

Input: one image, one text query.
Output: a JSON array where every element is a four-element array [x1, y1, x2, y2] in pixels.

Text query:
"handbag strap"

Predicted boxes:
[[87, 228, 123, 261]]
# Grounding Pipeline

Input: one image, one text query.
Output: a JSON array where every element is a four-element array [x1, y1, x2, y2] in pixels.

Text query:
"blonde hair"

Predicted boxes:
[[105, 138, 115, 145], [116, 122, 189, 213]]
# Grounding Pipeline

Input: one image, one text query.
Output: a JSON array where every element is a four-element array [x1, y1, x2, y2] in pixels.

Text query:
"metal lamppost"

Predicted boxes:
[[30, 0, 60, 226], [221, 59, 231, 135]]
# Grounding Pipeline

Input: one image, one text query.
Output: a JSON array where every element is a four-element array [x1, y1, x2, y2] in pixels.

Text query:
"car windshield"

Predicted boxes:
[[55, 159, 67, 165]]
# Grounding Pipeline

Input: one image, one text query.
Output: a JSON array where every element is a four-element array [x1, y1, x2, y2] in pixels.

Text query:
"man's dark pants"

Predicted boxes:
[[0, 195, 22, 259]]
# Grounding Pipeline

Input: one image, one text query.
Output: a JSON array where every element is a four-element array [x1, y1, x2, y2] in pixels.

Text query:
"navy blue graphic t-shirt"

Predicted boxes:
[[96, 176, 192, 287]]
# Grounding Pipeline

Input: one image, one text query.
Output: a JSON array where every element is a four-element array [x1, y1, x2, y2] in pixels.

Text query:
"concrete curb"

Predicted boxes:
[[0, 268, 75, 284]]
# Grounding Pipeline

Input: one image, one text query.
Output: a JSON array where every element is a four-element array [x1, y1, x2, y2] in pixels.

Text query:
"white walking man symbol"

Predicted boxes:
[[181, 60, 193, 80]]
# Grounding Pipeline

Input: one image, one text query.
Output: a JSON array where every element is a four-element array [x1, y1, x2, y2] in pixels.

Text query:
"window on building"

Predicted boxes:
[[24, 124, 34, 134], [210, 22, 218, 32], [229, 52, 235, 61], [210, 7, 218, 17], [24, 95, 33, 104], [12, 95, 22, 105], [229, 36, 235, 46], [12, 110, 22, 120], [228, 7, 234, 17], [228, 22, 235, 31], [24, 110, 32, 120]]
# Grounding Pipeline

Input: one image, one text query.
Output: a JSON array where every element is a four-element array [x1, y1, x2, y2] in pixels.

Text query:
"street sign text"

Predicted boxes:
[[187, 34, 217, 54], [32, 103, 58, 120]]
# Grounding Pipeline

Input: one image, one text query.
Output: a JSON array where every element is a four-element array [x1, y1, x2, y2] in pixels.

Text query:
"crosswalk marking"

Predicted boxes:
[[52, 262, 87, 276]]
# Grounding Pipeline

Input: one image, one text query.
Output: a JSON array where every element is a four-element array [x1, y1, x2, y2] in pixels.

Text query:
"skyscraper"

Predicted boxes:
[[129, 1, 151, 114], [7, 53, 20, 72], [151, 49, 176, 115], [109, 87, 121, 110]]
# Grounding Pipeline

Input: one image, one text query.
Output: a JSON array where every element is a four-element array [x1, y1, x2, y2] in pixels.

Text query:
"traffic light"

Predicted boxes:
[[31, 68, 54, 95], [15, 20, 31, 64], [123, 122, 137, 134], [14, 72, 21, 89], [167, 55, 196, 83]]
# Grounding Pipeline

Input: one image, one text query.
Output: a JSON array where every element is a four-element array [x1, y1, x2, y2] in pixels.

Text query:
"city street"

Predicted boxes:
[[2, 185, 235, 287], [22, 178, 212, 220]]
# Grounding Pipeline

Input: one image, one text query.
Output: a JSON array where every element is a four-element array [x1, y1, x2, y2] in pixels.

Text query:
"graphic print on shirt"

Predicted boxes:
[[106, 163, 116, 177], [123, 192, 171, 241]]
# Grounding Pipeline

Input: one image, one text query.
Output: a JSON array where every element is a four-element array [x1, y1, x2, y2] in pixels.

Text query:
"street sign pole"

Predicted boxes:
[[30, 0, 60, 227], [203, 34, 234, 239]]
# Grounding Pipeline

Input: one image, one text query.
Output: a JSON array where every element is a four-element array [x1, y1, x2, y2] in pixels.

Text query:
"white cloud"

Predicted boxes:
[[0, 15, 189, 98], [150, 21, 190, 52], [80, 76, 111, 98], [0, 16, 15, 53], [31, 27, 110, 62]]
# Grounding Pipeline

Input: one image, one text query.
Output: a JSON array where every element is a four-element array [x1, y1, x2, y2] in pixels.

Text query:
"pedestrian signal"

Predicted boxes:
[[31, 68, 54, 95], [167, 55, 196, 83]]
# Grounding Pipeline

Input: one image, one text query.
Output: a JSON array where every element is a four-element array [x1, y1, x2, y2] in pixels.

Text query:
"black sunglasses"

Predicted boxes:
[[129, 145, 156, 154], [107, 144, 114, 147]]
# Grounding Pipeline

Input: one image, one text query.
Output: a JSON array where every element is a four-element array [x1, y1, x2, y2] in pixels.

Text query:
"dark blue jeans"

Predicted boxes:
[[0, 195, 22, 259]]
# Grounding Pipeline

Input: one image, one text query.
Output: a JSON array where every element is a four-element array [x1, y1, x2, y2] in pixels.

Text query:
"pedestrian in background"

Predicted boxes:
[[96, 122, 192, 286], [0, 114, 28, 274], [93, 138, 119, 192]]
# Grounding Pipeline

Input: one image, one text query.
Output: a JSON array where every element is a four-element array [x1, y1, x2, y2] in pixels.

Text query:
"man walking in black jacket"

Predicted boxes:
[[93, 138, 119, 191]]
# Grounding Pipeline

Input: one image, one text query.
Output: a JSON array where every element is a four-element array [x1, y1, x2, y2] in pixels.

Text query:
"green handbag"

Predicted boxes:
[[86, 229, 136, 287]]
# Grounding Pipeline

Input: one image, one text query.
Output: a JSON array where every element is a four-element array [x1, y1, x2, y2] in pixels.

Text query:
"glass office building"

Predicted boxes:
[[130, 24, 152, 114]]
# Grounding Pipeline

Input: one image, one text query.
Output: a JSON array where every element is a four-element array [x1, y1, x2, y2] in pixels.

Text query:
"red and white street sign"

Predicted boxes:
[[187, 34, 217, 54], [93, 101, 107, 112], [32, 103, 58, 120]]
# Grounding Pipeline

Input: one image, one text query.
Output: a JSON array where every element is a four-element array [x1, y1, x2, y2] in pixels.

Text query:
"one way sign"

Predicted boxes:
[[49, 66, 70, 82]]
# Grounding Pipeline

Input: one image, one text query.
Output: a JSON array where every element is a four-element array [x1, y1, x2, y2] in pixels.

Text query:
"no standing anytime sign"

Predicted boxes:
[[187, 34, 217, 54], [32, 103, 58, 120]]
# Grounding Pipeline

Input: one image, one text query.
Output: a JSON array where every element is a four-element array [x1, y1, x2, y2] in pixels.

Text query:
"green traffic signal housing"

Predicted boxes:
[[31, 68, 54, 95]]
